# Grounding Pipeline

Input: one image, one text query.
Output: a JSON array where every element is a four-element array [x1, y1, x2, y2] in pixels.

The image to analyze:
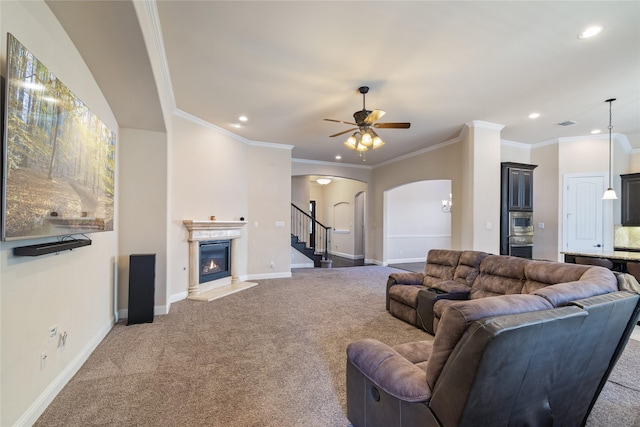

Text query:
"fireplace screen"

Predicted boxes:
[[199, 240, 230, 283]]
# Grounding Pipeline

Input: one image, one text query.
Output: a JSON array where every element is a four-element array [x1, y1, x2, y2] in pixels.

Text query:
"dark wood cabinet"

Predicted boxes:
[[621, 173, 640, 226], [506, 165, 535, 211], [500, 162, 537, 256]]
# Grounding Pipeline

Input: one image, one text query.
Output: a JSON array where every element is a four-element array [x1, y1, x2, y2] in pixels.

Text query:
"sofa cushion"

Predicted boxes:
[[431, 280, 472, 294], [388, 284, 423, 308], [614, 271, 640, 293], [347, 338, 432, 402], [522, 260, 591, 293], [423, 250, 462, 287], [425, 294, 554, 389], [469, 255, 531, 299], [533, 274, 617, 308], [453, 250, 489, 287]]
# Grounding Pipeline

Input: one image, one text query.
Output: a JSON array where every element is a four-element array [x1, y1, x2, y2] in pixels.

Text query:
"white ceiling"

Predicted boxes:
[[47, 1, 640, 166]]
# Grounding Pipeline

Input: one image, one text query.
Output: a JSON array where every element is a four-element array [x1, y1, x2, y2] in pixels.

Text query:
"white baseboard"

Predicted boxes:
[[170, 290, 188, 304], [386, 257, 426, 264], [247, 271, 292, 280], [15, 319, 114, 427], [365, 258, 384, 266], [291, 262, 314, 268]]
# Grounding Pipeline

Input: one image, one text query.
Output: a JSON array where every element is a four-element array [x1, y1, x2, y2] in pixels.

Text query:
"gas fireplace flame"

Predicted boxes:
[[203, 259, 220, 274]]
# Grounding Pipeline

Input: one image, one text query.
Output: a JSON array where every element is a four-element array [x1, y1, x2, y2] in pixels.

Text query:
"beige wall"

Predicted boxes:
[[319, 179, 367, 258], [118, 128, 168, 315], [369, 140, 463, 264], [463, 122, 502, 254], [167, 114, 250, 299], [531, 143, 560, 260], [247, 144, 292, 276], [628, 151, 640, 173], [291, 176, 310, 212], [0, 2, 118, 425]]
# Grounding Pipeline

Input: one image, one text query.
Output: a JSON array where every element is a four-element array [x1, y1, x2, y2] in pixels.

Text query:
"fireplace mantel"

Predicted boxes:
[[183, 220, 247, 241], [183, 220, 253, 301]]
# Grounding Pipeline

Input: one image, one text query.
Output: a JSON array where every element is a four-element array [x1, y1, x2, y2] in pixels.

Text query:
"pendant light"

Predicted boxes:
[[602, 98, 618, 200]]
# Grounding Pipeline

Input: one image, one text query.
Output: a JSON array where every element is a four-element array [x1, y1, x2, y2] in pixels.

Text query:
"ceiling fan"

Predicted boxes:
[[324, 86, 411, 152]]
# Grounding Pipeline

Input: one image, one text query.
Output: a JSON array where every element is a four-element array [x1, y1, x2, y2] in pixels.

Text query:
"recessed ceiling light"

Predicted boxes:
[[578, 25, 604, 39], [238, 116, 248, 122], [231, 123, 242, 128], [335, 155, 342, 160], [590, 129, 602, 134], [528, 113, 540, 119]]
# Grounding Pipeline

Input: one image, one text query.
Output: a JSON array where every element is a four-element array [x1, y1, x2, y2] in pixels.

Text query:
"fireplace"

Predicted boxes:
[[199, 240, 230, 283], [183, 220, 252, 301]]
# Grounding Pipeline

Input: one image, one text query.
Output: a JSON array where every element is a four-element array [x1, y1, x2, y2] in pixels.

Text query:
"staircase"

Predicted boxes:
[[290, 235, 323, 267], [291, 203, 331, 267]]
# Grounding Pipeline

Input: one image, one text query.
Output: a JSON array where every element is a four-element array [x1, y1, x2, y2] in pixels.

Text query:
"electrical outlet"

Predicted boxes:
[[49, 325, 58, 341], [40, 352, 48, 370]]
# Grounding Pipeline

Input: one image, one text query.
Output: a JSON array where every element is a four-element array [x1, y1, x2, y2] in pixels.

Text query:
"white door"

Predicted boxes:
[[564, 175, 605, 251]]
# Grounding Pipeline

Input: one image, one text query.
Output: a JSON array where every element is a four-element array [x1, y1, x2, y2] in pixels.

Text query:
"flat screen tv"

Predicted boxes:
[[2, 33, 115, 241]]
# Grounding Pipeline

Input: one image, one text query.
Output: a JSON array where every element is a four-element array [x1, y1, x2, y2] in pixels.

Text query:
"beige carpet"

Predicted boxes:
[[34, 266, 639, 426]]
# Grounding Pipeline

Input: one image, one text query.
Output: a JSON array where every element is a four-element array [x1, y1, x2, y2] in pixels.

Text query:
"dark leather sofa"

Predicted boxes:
[[348, 250, 640, 427]]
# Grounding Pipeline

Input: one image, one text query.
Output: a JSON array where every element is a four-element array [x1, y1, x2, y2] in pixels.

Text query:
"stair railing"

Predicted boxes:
[[291, 203, 331, 261]]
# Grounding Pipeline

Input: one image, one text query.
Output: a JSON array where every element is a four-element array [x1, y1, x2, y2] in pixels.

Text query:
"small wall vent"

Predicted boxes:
[[558, 120, 577, 126]]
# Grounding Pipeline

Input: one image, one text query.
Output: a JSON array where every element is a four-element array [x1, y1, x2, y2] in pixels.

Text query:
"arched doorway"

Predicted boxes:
[[383, 180, 452, 266]]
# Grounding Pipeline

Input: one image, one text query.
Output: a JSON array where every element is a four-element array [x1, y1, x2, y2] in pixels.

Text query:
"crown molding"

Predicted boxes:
[[501, 139, 531, 149], [292, 158, 372, 170], [140, 0, 176, 110], [373, 135, 463, 169], [249, 140, 294, 150], [465, 120, 505, 131]]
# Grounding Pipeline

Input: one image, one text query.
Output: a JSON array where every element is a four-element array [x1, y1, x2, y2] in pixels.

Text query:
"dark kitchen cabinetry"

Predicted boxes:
[[503, 163, 536, 211], [500, 162, 537, 256], [621, 173, 640, 226]]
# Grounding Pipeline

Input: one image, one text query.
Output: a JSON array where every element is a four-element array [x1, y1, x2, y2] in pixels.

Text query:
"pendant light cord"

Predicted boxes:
[[608, 99, 613, 188]]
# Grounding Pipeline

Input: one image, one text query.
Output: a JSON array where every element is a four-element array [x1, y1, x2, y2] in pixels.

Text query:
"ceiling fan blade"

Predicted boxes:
[[363, 109, 386, 125], [329, 127, 358, 138], [374, 122, 411, 129], [324, 118, 358, 126]]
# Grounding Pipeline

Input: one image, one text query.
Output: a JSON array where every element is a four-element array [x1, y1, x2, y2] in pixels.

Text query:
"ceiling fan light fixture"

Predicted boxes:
[[361, 131, 373, 146], [344, 134, 357, 149], [372, 136, 385, 149], [355, 143, 368, 152]]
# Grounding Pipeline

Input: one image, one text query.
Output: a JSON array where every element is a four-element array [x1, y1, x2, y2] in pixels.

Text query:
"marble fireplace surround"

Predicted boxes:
[[183, 220, 256, 301]]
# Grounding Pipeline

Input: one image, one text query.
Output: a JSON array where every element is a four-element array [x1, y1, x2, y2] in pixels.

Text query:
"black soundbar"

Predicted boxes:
[[13, 239, 92, 256]]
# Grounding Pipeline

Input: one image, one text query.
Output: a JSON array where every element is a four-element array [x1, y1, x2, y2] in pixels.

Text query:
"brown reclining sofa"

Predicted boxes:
[[347, 249, 640, 427]]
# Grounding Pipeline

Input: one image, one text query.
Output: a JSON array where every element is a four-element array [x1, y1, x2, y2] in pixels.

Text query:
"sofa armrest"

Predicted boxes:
[[347, 338, 431, 402], [417, 288, 471, 335], [386, 272, 425, 310], [430, 280, 471, 295], [389, 272, 425, 285]]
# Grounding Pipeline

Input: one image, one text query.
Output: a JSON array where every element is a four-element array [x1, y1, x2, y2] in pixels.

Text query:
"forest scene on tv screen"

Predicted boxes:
[[3, 34, 115, 240]]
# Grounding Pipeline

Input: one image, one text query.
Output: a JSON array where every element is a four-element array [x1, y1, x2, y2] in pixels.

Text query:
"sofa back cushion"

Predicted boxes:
[[425, 294, 553, 389], [453, 251, 490, 287], [522, 260, 591, 293], [423, 250, 462, 287], [533, 267, 618, 307], [470, 255, 531, 299]]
